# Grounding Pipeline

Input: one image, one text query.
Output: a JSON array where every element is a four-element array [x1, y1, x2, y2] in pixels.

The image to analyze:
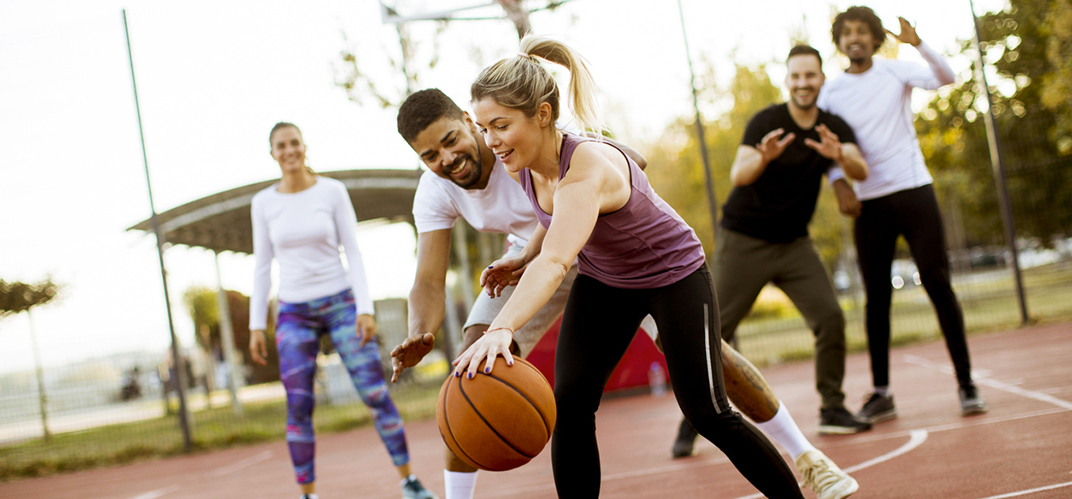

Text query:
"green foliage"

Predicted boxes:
[[0, 279, 59, 319], [916, 0, 1072, 247], [180, 287, 280, 385], [645, 63, 783, 255]]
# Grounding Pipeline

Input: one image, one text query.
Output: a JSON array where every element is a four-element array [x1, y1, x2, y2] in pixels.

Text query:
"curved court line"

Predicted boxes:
[[977, 479, 1072, 499], [731, 430, 928, 499], [903, 354, 1072, 410], [206, 450, 273, 477]]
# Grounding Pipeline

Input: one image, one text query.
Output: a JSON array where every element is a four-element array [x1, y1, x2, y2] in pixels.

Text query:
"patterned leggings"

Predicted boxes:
[[276, 288, 409, 485]]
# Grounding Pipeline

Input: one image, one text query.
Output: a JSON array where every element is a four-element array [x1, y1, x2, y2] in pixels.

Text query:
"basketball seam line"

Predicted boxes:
[[495, 361, 555, 436], [441, 376, 482, 468], [459, 374, 542, 460]]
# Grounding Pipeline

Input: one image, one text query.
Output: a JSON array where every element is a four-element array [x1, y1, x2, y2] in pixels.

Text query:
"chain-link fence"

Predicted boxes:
[[0, 297, 450, 481]]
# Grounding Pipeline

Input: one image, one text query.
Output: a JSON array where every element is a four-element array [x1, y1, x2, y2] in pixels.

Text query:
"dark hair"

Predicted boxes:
[[269, 122, 301, 145], [832, 6, 886, 53], [787, 45, 822, 66], [397, 88, 466, 143]]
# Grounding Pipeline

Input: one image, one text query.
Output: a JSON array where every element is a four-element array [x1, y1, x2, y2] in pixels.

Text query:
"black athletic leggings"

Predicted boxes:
[[552, 264, 802, 498], [855, 184, 972, 387]]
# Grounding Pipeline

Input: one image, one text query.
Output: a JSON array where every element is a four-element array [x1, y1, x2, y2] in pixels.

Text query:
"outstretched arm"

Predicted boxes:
[[456, 144, 624, 377], [390, 229, 451, 382], [889, 16, 955, 87]]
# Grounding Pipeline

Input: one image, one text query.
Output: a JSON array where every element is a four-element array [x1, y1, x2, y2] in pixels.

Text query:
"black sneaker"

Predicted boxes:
[[818, 407, 872, 435], [959, 384, 988, 416], [671, 418, 699, 458], [402, 476, 438, 499], [856, 392, 897, 423]]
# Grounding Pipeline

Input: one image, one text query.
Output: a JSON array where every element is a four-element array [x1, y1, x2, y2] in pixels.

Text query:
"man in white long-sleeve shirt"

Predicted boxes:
[[819, 6, 988, 423]]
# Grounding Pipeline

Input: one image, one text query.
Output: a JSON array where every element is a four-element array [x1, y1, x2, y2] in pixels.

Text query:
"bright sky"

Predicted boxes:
[[0, 0, 1005, 373]]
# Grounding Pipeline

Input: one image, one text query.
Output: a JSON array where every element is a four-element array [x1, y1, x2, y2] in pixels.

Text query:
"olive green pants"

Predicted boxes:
[[713, 227, 847, 410]]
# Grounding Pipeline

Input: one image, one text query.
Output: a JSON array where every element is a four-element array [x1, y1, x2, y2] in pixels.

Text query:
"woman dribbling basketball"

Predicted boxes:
[[452, 36, 805, 498]]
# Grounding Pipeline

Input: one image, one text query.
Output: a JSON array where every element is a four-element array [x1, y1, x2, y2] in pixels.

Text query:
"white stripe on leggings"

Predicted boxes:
[[703, 303, 722, 414]]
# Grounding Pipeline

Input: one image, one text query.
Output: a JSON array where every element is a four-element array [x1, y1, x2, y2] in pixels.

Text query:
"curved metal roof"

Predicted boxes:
[[128, 169, 423, 254]]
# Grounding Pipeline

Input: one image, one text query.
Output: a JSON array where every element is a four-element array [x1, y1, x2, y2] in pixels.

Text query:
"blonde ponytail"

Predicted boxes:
[[471, 35, 604, 136]]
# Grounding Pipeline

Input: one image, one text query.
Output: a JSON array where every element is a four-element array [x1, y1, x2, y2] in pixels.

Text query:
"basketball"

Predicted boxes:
[[436, 356, 557, 471]]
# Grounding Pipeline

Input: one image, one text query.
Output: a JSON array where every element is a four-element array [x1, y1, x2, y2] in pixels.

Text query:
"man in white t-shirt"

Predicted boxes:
[[390, 89, 859, 499], [820, 6, 988, 423]]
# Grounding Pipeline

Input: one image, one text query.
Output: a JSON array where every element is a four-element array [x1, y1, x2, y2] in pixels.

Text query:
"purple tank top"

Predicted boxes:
[[520, 133, 705, 289]]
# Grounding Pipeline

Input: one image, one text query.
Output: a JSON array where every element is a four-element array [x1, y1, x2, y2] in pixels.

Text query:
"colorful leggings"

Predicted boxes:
[[276, 288, 409, 485]]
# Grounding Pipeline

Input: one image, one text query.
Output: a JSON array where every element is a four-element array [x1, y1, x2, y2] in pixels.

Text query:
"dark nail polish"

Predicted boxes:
[[467, 372, 474, 379], [484, 367, 491, 374]]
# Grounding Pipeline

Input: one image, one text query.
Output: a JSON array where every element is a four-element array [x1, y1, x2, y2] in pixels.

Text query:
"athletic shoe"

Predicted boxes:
[[856, 392, 897, 423], [299, 494, 319, 499], [795, 449, 859, 499], [818, 407, 872, 435], [959, 384, 988, 416], [402, 476, 438, 499], [670, 418, 699, 458]]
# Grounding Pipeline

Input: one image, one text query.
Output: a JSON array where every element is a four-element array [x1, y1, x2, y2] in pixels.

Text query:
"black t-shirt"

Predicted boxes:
[[721, 103, 856, 243]]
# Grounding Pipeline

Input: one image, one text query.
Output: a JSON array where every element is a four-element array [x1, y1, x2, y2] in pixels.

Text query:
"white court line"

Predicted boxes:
[[206, 450, 274, 478], [903, 354, 1072, 410], [977, 479, 1072, 498], [126, 484, 180, 499], [731, 430, 929, 499]]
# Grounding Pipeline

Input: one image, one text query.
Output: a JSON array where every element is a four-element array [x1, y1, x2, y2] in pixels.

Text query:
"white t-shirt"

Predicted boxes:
[[249, 177, 374, 331], [412, 159, 538, 247], [821, 41, 955, 201]]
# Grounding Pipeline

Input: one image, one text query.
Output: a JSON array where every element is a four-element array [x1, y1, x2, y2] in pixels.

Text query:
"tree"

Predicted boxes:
[[0, 278, 60, 441], [182, 287, 279, 385], [916, 0, 1072, 248], [0, 279, 59, 318]]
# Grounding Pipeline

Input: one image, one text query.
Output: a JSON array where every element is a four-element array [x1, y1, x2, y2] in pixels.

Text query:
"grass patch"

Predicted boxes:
[[0, 382, 442, 482]]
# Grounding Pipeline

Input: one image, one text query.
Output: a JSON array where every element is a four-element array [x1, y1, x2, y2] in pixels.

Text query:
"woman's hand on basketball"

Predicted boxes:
[[453, 328, 514, 378], [249, 329, 268, 366], [356, 313, 376, 347], [390, 332, 436, 383], [480, 255, 528, 298]]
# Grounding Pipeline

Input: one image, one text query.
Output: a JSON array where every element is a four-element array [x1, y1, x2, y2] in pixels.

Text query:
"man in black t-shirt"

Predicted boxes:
[[674, 46, 871, 465]]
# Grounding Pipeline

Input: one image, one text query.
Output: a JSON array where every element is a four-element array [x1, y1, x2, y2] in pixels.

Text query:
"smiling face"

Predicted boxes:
[[471, 98, 547, 174], [409, 115, 490, 189], [838, 19, 878, 64], [270, 126, 306, 174], [785, 53, 825, 111]]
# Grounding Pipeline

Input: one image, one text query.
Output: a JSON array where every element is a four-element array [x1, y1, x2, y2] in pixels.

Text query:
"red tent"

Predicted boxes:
[[524, 318, 667, 395]]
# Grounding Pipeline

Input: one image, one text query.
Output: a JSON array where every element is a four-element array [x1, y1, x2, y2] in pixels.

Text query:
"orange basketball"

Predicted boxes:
[[436, 356, 557, 471]]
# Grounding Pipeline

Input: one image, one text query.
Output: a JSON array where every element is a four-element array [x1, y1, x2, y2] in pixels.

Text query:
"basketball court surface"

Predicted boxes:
[[3, 322, 1069, 498]]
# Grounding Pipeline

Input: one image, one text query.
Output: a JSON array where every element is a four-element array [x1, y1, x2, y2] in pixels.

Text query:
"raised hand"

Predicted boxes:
[[390, 332, 436, 382], [886, 16, 921, 46], [480, 253, 528, 298], [757, 128, 796, 165], [804, 124, 844, 162]]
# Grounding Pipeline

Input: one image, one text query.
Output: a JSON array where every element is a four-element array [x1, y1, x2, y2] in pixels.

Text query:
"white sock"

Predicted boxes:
[[874, 386, 890, 397], [444, 470, 478, 499], [299, 494, 319, 499], [754, 401, 816, 460], [401, 473, 416, 485]]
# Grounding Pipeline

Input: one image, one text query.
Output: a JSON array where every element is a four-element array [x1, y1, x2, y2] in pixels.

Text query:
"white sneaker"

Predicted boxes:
[[795, 449, 858, 499]]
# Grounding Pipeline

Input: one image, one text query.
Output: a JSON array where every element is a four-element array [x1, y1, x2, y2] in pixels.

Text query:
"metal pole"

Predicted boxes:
[[968, 0, 1029, 325], [26, 309, 51, 441], [122, 9, 193, 450], [214, 252, 244, 416], [676, 0, 721, 247]]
